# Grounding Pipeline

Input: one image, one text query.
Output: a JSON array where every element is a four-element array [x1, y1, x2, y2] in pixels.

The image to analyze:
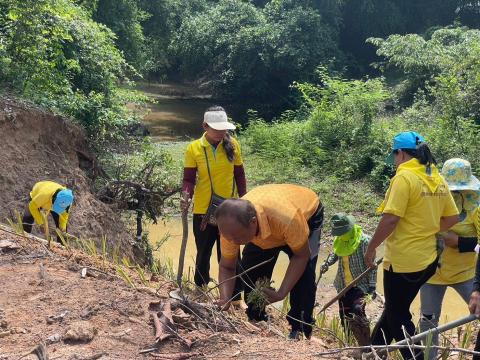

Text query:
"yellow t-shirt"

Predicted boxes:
[[29, 181, 69, 231], [184, 133, 243, 214], [379, 159, 458, 273], [428, 207, 479, 285], [342, 256, 354, 285], [220, 184, 320, 259]]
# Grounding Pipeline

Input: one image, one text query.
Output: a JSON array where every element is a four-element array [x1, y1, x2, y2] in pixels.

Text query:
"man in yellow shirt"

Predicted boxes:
[[22, 181, 74, 240], [215, 184, 323, 340], [365, 132, 458, 360]]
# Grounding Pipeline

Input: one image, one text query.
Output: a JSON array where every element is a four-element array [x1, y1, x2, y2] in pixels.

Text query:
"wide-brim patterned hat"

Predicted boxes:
[[441, 158, 480, 191]]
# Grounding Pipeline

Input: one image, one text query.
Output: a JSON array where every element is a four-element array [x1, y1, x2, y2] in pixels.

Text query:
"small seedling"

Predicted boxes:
[[135, 265, 149, 286], [116, 265, 136, 289], [247, 278, 274, 311], [55, 229, 70, 251], [7, 211, 24, 234]]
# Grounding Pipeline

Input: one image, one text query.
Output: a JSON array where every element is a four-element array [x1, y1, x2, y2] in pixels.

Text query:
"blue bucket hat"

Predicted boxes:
[[386, 131, 425, 165], [52, 189, 74, 215]]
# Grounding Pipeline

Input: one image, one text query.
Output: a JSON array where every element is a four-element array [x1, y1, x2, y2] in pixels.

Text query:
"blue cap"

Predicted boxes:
[[386, 131, 425, 165], [52, 189, 74, 215]]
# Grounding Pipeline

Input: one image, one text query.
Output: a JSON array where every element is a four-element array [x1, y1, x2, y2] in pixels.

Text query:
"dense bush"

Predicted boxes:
[[0, 0, 148, 146], [170, 0, 341, 115], [242, 47, 480, 191]]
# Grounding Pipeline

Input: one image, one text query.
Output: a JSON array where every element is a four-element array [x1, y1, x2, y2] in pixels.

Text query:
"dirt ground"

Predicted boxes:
[[2, 225, 478, 360], [0, 227, 356, 360]]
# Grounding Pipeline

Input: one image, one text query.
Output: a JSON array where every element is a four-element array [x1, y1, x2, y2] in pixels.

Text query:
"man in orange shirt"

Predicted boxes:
[[215, 184, 323, 339]]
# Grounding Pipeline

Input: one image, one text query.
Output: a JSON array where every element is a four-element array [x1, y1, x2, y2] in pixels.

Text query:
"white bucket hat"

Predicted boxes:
[[203, 110, 235, 131]]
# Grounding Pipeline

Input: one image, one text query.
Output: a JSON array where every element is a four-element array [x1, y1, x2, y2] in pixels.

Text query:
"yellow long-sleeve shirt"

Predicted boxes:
[[29, 181, 70, 231]]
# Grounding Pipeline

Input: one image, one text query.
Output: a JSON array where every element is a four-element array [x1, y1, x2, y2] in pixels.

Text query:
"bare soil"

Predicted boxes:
[[0, 227, 345, 360]]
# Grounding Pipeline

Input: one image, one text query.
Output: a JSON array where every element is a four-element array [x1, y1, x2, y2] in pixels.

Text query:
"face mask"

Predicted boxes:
[[452, 192, 465, 221]]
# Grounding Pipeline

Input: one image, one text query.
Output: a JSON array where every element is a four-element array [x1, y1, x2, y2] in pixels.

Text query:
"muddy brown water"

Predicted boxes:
[[140, 83, 470, 325], [142, 97, 211, 141]]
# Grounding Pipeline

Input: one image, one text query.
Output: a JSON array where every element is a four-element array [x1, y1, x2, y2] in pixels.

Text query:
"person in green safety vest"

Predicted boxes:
[[319, 213, 376, 346]]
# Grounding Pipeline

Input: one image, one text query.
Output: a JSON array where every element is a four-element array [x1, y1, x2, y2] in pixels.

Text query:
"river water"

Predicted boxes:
[[140, 83, 470, 325]]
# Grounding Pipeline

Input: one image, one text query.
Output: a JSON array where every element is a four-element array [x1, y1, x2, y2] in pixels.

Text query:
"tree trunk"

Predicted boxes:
[[136, 210, 143, 241]]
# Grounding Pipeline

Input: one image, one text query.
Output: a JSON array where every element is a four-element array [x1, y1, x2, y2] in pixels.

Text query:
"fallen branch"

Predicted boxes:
[[150, 301, 194, 348], [17, 342, 48, 360], [152, 302, 174, 342], [314, 344, 480, 357], [394, 314, 477, 346], [149, 353, 200, 359], [74, 353, 108, 360]]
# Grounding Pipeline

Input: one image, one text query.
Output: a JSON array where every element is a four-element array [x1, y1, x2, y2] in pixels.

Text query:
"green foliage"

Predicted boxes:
[[369, 27, 480, 78], [0, 0, 141, 142], [243, 70, 391, 189], [246, 277, 272, 311], [242, 51, 480, 193], [170, 0, 341, 113], [93, 0, 147, 72], [369, 26, 480, 174]]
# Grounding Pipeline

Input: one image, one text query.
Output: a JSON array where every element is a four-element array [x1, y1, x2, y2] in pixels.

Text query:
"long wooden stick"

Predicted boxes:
[[176, 192, 189, 287], [41, 211, 51, 249], [317, 257, 383, 313]]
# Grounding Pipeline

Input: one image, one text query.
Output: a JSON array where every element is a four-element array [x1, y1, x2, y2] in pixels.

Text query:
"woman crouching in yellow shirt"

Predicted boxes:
[[22, 180, 74, 241], [364, 131, 459, 360], [419, 158, 480, 359]]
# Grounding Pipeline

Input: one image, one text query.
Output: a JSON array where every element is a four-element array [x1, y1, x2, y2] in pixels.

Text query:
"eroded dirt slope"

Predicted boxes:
[[0, 97, 137, 260]]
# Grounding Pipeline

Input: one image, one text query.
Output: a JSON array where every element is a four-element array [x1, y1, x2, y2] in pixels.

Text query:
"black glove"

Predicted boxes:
[[458, 236, 478, 253], [367, 286, 376, 300]]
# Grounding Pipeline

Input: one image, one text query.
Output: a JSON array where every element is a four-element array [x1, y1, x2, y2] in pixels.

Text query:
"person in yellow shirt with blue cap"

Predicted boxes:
[[364, 131, 459, 360], [420, 158, 480, 359], [22, 181, 74, 241], [319, 213, 376, 346]]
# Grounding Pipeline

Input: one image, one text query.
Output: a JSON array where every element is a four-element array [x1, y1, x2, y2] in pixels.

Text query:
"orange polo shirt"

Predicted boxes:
[[220, 184, 320, 259]]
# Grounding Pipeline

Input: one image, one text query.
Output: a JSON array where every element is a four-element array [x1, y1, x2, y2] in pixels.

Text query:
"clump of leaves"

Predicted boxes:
[[247, 278, 273, 311]]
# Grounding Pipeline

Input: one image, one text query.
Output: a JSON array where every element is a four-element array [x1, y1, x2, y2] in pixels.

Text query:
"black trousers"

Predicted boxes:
[[22, 205, 62, 241], [338, 286, 366, 327], [192, 214, 242, 300], [240, 205, 323, 336], [372, 259, 438, 360]]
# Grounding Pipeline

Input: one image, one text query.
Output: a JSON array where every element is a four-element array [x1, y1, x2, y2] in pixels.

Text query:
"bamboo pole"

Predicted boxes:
[[395, 314, 478, 347]]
